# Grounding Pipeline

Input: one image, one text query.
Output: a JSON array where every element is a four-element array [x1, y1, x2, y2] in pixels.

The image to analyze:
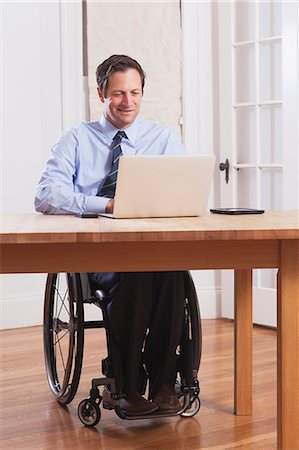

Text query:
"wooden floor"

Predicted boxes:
[[0, 320, 277, 450]]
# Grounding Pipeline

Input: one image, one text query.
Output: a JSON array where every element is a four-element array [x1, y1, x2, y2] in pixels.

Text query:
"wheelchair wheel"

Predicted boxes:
[[43, 273, 84, 404], [78, 399, 101, 427], [184, 271, 202, 372], [180, 396, 201, 418]]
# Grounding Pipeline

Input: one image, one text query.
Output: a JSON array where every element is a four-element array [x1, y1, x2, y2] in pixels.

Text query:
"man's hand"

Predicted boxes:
[[106, 199, 114, 213]]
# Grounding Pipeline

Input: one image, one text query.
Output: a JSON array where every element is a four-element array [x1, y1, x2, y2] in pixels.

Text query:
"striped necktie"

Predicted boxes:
[[98, 130, 127, 198]]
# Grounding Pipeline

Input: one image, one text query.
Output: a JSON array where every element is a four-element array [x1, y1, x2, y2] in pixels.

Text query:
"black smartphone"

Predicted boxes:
[[210, 208, 265, 215], [75, 213, 99, 218]]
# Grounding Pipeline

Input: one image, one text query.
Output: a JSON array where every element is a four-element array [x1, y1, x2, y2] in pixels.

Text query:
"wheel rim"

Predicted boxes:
[[44, 273, 84, 404], [78, 401, 100, 426], [180, 397, 200, 417]]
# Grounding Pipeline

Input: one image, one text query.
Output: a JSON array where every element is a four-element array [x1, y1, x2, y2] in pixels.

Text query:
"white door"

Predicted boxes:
[[218, 1, 299, 326]]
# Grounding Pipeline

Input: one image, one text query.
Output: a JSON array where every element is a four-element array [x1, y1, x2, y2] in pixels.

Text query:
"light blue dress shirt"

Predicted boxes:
[[35, 115, 185, 214]]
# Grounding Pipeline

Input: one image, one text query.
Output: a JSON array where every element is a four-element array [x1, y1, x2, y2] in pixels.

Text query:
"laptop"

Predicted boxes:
[[99, 154, 215, 219]]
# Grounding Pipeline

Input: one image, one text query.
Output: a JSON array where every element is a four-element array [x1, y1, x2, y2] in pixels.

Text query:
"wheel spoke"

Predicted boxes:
[[54, 285, 70, 318], [55, 332, 67, 373], [61, 286, 70, 315], [61, 298, 70, 317], [54, 329, 69, 345]]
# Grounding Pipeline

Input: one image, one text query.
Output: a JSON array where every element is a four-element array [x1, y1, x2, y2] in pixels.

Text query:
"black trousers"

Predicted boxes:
[[88, 271, 186, 399]]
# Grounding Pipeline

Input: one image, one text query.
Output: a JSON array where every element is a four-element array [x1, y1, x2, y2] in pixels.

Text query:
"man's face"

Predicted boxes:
[[98, 68, 143, 129]]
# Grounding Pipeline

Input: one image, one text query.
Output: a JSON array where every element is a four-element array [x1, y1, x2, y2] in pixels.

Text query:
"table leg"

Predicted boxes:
[[234, 269, 253, 415], [277, 240, 299, 449]]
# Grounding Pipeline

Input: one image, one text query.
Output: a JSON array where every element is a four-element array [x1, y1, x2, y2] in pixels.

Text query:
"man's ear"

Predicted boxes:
[[97, 87, 105, 103]]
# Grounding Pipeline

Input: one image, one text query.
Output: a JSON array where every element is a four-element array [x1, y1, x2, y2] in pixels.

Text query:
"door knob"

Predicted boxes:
[[219, 158, 230, 184]]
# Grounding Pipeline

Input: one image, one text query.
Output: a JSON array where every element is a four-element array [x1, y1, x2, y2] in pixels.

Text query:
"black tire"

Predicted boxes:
[[179, 273, 202, 383], [184, 272, 202, 372], [180, 397, 201, 418], [43, 273, 84, 404], [78, 399, 101, 426]]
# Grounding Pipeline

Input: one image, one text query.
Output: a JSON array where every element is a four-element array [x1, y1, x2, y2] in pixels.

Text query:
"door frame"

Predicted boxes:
[[181, 0, 222, 319], [218, 0, 299, 324], [181, 0, 298, 322]]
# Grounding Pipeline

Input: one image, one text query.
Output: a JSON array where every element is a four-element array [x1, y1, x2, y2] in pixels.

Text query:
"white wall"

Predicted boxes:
[[1, 1, 220, 328], [1, 1, 83, 329], [182, 0, 221, 318]]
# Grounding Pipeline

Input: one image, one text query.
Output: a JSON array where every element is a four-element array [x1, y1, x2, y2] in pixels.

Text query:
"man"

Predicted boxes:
[[35, 55, 188, 416]]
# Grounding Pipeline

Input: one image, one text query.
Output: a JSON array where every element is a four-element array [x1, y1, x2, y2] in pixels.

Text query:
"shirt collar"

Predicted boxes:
[[99, 114, 139, 147]]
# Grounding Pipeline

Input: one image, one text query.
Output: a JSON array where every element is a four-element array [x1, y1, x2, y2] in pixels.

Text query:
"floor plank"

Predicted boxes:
[[0, 320, 277, 449]]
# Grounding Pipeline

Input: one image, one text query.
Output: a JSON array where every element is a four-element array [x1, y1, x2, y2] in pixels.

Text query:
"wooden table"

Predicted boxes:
[[1, 211, 298, 449]]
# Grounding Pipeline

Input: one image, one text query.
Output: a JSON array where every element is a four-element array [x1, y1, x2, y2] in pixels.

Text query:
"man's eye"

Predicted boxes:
[[113, 92, 122, 97]]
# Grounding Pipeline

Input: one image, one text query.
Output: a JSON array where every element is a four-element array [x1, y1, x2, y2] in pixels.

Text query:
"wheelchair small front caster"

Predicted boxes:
[[180, 397, 201, 418], [78, 399, 101, 426]]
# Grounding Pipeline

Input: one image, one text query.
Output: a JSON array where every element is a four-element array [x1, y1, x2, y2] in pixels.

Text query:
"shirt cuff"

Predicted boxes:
[[84, 196, 111, 213]]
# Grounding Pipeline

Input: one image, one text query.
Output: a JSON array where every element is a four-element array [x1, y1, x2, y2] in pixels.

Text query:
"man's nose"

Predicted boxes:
[[122, 93, 132, 106]]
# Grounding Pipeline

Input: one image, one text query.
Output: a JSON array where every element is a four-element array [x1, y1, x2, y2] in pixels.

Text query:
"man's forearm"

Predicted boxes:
[[35, 185, 110, 215]]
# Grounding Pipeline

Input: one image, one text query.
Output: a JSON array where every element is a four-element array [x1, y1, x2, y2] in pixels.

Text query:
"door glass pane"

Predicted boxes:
[[259, 1, 281, 39], [261, 168, 283, 210], [236, 106, 256, 164], [260, 40, 282, 101], [235, 1, 255, 42], [237, 169, 256, 207], [236, 45, 256, 103], [260, 105, 282, 164]]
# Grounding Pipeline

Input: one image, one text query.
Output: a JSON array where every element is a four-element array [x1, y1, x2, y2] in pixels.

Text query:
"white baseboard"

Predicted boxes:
[[0, 294, 44, 330], [195, 286, 222, 319], [191, 270, 222, 319], [0, 279, 221, 329]]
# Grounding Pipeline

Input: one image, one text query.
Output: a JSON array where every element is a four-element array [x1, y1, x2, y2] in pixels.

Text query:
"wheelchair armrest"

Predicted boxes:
[[95, 289, 111, 308]]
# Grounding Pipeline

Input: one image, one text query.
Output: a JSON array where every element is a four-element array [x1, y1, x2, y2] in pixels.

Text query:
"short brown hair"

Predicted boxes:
[[96, 55, 146, 96]]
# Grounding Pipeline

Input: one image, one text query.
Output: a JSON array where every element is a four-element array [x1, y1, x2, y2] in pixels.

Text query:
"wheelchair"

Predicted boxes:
[[43, 271, 202, 426]]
